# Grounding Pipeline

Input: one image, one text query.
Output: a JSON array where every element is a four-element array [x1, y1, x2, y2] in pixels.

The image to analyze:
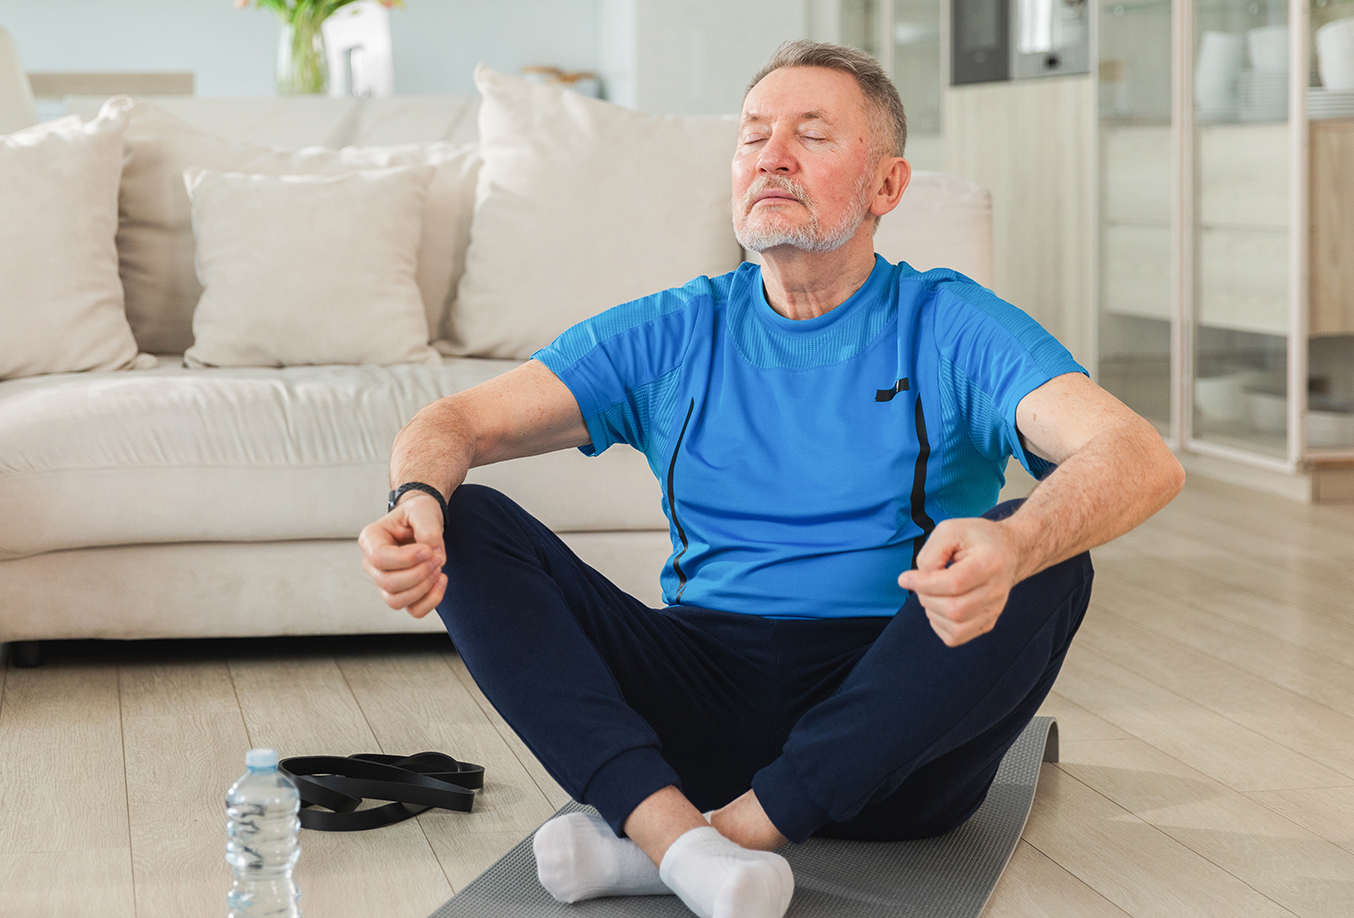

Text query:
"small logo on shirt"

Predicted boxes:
[[875, 378, 910, 402]]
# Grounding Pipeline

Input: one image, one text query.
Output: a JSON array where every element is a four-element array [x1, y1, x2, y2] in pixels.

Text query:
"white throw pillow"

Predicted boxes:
[[112, 97, 480, 354], [0, 97, 155, 380], [183, 165, 441, 368], [443, 65, 743, 359]]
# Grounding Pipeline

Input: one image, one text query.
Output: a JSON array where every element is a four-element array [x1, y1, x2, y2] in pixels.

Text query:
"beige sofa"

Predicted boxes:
[[0, 77, 993, 663]]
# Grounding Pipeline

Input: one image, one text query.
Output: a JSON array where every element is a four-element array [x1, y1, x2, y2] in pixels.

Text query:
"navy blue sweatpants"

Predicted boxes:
[[437, 484, 1092, 843]]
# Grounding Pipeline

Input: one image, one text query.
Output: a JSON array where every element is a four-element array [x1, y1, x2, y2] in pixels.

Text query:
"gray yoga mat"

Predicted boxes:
[[429, 716, 1058, 918]]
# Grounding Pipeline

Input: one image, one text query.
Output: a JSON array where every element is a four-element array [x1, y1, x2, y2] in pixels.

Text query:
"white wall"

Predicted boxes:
[[0, 0, 599, 96]]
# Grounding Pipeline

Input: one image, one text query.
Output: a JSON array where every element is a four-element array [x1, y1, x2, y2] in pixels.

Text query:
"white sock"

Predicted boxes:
[[532, 811, 669, 903], [658, 826, 794, 918]]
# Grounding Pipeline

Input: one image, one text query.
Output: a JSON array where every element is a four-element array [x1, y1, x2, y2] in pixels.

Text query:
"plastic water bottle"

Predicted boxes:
[[226, 748, 302, 918]]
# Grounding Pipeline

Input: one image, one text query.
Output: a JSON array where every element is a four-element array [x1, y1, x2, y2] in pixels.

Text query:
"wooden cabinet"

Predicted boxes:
[[945, 76, 1096, 365], [1311, 119, 1354, 336]]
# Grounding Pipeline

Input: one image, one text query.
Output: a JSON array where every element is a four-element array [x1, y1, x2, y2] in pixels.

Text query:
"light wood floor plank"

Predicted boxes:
[[119, 652, 252, 918], [0, 848, 136, 918], [1053, 645, 1349, 792], [118, 646, 241, 718], [1035, 690, 1131, 742], [1246, 786, 1354, 857], [444, 649, 572, 811], [1093, 569, 1354, 720], [1075, 609, 1354, 782], [1093, 542, 1354, 668], [984, 840, 1133, 918], [0, 657, 129, 855], [1060, 736, 1354, 917], [1021, 764, 1299, 917], [335, 647, 558, 891], [1140, 485, 1354, 579], [1110, 523, 1352, 622], [1172, 476, 1354, 543], [229, 652, 452, 918], [124, 711, 251, 918]]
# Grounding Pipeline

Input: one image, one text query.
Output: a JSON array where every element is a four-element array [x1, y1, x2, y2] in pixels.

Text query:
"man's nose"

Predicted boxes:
[[756, 131, 796, 174]]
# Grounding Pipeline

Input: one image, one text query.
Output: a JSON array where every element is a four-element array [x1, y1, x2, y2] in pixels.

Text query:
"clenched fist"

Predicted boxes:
[[897, 517, 1022, 647], [359, 492, 448, 619]]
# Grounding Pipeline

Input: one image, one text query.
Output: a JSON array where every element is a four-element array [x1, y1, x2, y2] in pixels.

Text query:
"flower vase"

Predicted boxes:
[[277, 16, 329, 95]]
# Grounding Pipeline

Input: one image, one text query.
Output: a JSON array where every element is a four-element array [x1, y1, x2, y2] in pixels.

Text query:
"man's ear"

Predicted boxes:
[[871, 157, 911, 219]]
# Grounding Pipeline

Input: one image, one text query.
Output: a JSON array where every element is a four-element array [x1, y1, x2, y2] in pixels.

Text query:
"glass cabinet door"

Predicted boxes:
[[836, 0, 945, 170], [1308, 3, 1354, 453], [1191, 0, 1291, 458], [892, 0, 944, 170], [1098, 0, 1175, 437]]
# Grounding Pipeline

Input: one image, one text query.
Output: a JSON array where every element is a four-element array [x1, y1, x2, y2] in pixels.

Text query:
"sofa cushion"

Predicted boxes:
[[0, 96, 155, 381], [110, 97, 480, 354], [442, 65, 743, 359], [183, 165, 440, 368], [350, 95, 480, 147], [65, 94, 363, 150], [66, 94, 482, 150], [0, 357, 668, 560]]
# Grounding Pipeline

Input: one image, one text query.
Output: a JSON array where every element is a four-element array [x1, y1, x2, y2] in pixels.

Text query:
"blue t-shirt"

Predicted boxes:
[[531, 255, 1085, 620]]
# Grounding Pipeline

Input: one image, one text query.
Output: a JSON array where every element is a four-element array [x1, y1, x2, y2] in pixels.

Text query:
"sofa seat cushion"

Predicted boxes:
[[0, 356, 668, 560]]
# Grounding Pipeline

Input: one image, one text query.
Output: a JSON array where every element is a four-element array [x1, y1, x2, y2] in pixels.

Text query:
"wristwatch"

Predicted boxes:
[[388, 482, 448, 517]]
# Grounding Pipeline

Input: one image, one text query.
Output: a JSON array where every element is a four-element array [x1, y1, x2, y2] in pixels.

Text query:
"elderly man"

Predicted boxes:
[[360, 41, 1183, 918]]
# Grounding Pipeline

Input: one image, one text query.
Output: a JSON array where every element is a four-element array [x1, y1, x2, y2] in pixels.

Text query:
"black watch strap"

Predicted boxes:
[[388, 482, 448, 517]]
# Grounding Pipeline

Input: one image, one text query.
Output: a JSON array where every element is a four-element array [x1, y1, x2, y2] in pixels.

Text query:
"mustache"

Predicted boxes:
[[742, 176, 814, 212]]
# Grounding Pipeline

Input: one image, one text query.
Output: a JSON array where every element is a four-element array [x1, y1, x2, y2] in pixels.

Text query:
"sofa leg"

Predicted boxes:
[[8, 641, 43, 668]]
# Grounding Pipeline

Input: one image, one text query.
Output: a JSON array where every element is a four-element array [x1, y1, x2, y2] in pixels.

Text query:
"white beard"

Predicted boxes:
[[733, 169, 875, 254]]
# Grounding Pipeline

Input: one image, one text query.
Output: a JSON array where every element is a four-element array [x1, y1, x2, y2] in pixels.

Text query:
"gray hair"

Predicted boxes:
[[746, 40, 907, 160]]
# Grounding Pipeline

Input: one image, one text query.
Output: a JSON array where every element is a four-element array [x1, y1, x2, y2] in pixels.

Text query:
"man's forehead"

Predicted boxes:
[[740, 67, 865, 123]]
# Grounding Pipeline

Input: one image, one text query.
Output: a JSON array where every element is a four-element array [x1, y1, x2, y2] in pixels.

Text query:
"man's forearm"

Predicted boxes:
[[1000, 418, 1184, 583], [389, 397, 478, 500]]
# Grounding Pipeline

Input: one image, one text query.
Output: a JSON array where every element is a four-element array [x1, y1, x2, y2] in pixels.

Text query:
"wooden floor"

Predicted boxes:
[[3, 475, 1354, 918]]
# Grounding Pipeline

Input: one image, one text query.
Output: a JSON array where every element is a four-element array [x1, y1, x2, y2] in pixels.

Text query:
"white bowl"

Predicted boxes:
[[1197, 32, 1244, 109], [1248, 25, 1289, 71], [1246, 391, 1288, 433], [1317, 18, 1354, 90], [1309, 409, 1354, 448], [1195, 373, 1247, 420]]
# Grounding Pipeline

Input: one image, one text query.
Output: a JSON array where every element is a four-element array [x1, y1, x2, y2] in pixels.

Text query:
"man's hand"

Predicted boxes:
[[897, 517, 1022, 647], [359, 493, 447, 619]]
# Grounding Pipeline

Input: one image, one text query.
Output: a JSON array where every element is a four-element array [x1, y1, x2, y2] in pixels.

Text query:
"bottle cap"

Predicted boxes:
[[245, 748, 279, 769]]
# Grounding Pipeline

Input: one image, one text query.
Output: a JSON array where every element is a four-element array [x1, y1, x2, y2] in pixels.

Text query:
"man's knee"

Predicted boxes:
[[445, 482, 502, 520], [443, 483, 520, 542]]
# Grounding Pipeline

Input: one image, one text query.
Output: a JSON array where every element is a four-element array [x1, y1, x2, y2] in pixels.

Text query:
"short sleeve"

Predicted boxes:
[[530, 276, 712, 457], [929, 273, 1087, 478]]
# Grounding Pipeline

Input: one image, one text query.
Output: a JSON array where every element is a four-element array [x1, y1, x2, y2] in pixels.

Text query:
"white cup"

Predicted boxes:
[[1196, 32, 1244, 111], [1317, 17, 1354, 90], [1247, 25, 1289, 72]]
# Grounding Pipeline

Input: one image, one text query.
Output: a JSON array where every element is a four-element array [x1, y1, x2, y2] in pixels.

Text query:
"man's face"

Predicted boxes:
[[732, 66, 881, 254]]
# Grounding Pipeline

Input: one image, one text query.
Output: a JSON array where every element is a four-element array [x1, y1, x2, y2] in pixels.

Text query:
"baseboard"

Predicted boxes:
[[1175, 450, 1354, 504]]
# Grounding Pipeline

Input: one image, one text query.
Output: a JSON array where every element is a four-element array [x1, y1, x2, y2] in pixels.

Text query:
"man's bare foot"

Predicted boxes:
[[709, 790, 789, 851]]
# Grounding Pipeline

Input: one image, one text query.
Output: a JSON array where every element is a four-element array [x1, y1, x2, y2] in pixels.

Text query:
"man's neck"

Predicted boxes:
[[758, 230, 878, 321]]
